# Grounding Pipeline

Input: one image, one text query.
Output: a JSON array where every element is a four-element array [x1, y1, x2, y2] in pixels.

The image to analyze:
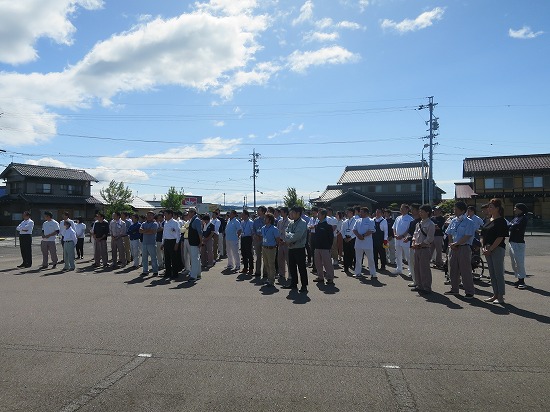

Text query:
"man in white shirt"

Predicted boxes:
[[392, 204, 414, 275], [74, 217, 86, 260], [59, 211, 75, 263], [353, 207, 376, 279], [372, 208, 388, 271], [211, 211, 221, 261], [326, 207, 338, 266], [341, 208, 356, 273], [161, 209, 181, 279], [16, 211, 34, 268], [40, 211, 60, 269]]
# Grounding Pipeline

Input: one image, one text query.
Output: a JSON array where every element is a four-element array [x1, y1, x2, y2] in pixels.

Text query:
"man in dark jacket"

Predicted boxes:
[[312, 209, 335, 285]]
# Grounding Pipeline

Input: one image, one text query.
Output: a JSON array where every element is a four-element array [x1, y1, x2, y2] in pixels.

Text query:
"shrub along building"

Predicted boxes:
[[0, 163, 103, 227], [461, 153, 550, 225], [312, 162, 445, 211]]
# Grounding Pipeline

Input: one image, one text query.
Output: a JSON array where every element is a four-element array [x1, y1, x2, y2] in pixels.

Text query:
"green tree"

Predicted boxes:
[[434, 199, 455, 215], [161, 186, 185, 212], [283, 187, 306, 208], [100, 180, 133, 217]]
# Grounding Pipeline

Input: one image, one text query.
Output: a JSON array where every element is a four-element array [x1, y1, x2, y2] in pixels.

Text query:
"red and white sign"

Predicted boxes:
[[182, 197, 198, 205]]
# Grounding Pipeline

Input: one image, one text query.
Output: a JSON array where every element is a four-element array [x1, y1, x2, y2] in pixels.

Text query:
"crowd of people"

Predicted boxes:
[[14, 199, 530, 301]]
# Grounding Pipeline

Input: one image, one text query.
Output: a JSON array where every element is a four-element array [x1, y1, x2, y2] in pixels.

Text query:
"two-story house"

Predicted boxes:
[[313, 162, 445, 211], [462, 154, 550, 224], [0, 163, 103, 226]]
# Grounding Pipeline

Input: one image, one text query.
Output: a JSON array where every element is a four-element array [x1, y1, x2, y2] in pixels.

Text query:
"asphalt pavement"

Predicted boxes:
[[0, 237, 549, 411]]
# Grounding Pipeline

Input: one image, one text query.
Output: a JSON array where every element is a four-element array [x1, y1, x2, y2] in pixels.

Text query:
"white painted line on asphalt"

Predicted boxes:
[[138, 353, 152, 358], [59, 354, 150, 412], [383, 364, 417, 412]]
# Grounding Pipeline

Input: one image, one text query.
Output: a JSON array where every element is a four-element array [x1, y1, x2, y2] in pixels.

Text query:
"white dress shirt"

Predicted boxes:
[[162, 218, 181, 244], [16, 219, 34, 235]]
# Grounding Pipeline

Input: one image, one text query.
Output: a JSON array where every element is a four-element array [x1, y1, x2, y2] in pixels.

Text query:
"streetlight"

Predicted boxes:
[[421, 144, 429, 205]]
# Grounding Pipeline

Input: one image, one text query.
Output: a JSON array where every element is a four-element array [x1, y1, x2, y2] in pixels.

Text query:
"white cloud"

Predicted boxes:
[[25, 157, 69, 168], [292, 0, 314, 26], [508, 26, 544, 39], [381, 7, 445, 33], [287, 46, 359, 73], [304, 31, 339, 43], [0, 0, 104, 65], [215, 61, 281, 99], [337, 21, 362, 30], [359, 0, 369, 13], [0, 3, 268, 146], [267, 122, 304, 139], [213, 121, 225, 127], [95, 137, 242, 170]]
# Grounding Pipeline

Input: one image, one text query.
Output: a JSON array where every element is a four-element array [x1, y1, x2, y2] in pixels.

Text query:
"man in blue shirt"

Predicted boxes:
[[139, 211, 159, 276], [240, 210, 254, 274], [261, 213, 279, 287], [445, 201, 476, 298], [253, 206, 267, 277]]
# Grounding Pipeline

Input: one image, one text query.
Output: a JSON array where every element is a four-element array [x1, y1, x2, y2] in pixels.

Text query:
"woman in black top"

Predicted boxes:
[[509, 203, 529, 289], [481, 198, 509, 304]]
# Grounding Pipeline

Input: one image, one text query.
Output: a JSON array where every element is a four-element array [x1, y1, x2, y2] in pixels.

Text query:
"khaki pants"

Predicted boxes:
[[41, 241, 58, 266], [414, 247, 432, 291], [277, 244, 289, 278], [111, 237, 126, 265], [449, 245, 474, 295], [253, 238, 264, 275], [123, 236, 131, 262], [213, 233, 219, 260], [94, 239, 108, 265], [430, 235, 444, 266], [262, 247, 277, 285], [315, 248, 334, 280]]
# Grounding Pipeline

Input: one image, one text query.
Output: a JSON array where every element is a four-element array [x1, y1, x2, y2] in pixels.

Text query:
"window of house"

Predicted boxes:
[[375, 185, 382, 193], [485, 178, 503, 189], [396, 184, 402, 192], [524, 176, 543, 188], [410, 184, 417, 192], [67, 185, 83, 195], [10, 182, 22, 194], [36, 183, 51, 194]]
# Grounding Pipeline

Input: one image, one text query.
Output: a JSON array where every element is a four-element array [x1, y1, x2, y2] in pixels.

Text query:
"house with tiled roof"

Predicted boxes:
[[0, 163, 103, 226], [463, 153, 550, 223], [313, 162, 445, 210]]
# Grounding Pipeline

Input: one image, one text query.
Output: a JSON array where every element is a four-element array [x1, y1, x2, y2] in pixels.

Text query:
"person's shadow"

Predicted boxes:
[[260, 285, 279, 295], [316, 282, 340, 295], [285, 288, 311, 304]]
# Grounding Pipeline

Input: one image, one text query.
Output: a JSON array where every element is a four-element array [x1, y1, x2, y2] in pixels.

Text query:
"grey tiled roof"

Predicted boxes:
[[463, 154, 550, 176], [338, 162, 424, 184], [315, 185, 377, 203], [0, 163, 98, 181]]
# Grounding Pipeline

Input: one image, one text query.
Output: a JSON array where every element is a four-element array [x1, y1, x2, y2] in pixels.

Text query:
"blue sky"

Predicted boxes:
[[0, 0, 548, 207]]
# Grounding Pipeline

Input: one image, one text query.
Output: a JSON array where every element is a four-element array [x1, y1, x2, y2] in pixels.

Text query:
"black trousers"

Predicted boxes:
[[373, 237, 387, 269], [76, 238, 84, 258], [163, 239, 178, 277], [342, 237, 355, 271], [241, 236, 253, 271], [19, 235, 32, 267], [288, 247, 308, 287]]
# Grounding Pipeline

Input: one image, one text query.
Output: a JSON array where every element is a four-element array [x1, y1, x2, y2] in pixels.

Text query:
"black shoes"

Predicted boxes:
[[282, 284, 298, 290], [299, 287, 308, 293]]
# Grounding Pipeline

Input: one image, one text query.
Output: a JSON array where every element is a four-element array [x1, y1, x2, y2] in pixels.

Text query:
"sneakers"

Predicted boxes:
[[407, 282, 416, 288], [515, 279, 526, 289]]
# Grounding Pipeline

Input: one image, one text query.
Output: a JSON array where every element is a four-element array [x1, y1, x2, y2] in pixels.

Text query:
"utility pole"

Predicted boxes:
[[250, 149, 260, 212], [223, 192, 226, 207], [418, 97, 439, 205]]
